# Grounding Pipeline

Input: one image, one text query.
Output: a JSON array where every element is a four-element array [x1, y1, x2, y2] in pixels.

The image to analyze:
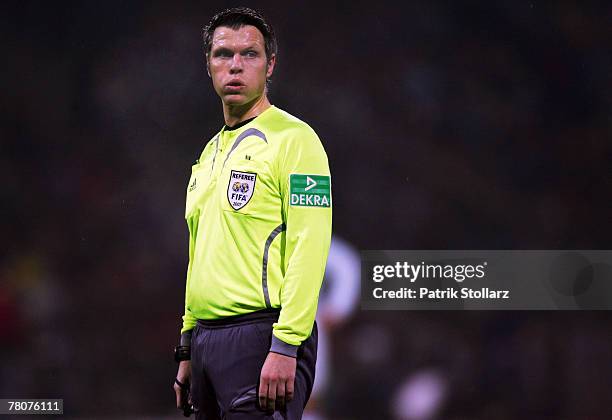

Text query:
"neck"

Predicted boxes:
[[223, 94, 271, 127]]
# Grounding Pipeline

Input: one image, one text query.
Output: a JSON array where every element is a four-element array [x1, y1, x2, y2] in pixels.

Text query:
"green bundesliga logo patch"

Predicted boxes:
[[290, 174, 331, 207]]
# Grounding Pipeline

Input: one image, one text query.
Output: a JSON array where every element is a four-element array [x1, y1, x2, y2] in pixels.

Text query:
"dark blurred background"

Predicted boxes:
[[2, 1, 612, 419]]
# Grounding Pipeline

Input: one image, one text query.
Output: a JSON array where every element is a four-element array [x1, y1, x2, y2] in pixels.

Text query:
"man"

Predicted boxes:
[[172, 7, 332, 419]]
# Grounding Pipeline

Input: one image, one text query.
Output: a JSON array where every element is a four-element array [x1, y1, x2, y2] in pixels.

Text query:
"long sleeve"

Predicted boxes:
[[181, 213, 199, 334], [270, 126, 332, 356]]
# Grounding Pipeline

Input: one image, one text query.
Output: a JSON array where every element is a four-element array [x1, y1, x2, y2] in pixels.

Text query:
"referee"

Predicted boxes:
[[173, 7, 332, 419]]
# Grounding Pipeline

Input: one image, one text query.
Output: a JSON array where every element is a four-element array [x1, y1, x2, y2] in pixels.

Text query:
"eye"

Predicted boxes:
[[212, 49, 233, 58], [243, 50, 258, 58]]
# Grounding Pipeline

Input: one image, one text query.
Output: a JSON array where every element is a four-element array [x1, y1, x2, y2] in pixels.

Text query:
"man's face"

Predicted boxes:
[[208, 25, 275, 106]]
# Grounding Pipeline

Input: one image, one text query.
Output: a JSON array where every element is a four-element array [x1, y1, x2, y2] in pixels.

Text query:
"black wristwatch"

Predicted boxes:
[[174, 345, 191, 362]]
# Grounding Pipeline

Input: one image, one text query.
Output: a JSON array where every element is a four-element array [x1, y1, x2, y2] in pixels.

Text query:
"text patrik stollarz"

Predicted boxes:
[[372, 287, 510, 299]]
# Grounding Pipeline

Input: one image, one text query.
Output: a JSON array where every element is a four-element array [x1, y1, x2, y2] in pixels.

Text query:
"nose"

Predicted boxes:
[[229, 53, 243, 73]]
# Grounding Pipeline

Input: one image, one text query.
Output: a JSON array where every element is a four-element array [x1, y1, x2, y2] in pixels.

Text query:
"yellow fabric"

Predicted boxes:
[[181, 106, 332, 347]]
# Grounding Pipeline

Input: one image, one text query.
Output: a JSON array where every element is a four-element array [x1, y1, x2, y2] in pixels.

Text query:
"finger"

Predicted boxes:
[[276, 380, 285, 409], [286, 375, 295, 402], [267, 379, 277, 412], [174, 385, 183, 409], [258, 380, 268, 411]]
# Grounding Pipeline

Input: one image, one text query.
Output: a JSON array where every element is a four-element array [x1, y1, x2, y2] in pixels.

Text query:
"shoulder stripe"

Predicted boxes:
[[222, 128, 267, 169]]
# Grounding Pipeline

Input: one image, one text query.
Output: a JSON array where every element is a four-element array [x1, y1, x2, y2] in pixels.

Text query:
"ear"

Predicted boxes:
[[266, 53, 276, 79], [205, 54, 211, 77]]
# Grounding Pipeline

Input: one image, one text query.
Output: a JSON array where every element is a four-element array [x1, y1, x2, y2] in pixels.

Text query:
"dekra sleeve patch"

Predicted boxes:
[[289, 174, 331, 207]]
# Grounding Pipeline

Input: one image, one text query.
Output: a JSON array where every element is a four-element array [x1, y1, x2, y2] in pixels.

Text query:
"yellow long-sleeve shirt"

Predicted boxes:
[[181, 105, 332, 356]]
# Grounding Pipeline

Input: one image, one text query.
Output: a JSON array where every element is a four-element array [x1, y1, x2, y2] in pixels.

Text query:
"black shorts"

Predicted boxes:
[[191, 309, 317, 419]]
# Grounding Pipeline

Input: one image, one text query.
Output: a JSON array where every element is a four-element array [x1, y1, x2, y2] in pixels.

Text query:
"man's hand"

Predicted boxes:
[[174, 360, 192, 414], [259, 352, 297, 412]]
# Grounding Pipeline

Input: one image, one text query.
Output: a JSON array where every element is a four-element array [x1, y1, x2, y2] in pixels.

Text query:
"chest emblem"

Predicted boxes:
[[227, 170, 257, 210]]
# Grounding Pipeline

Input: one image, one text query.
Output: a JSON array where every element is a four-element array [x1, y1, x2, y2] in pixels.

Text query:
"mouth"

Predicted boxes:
[[224, 81, 245, 92]]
